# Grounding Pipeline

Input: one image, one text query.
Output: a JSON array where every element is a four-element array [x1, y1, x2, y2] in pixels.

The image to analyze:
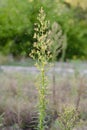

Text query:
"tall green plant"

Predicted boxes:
[[49, 22, 67, 113], [30, 7, 52, 130], [49, 22, 67, 61]]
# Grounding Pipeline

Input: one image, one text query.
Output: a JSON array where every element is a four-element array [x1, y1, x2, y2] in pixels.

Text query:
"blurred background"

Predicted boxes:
[[0, 0, 87, 65]]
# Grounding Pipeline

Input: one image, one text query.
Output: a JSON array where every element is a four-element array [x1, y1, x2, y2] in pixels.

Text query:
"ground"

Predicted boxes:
[[0, 62, 87, 130]]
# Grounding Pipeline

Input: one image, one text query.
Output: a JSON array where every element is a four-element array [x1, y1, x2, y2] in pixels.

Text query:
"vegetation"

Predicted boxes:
[[0, 0, 87, 60], [0, 70, 87, 129], [55, 105, 79, 130], [30, 7, 52, 130], [0, 1, 87, 130]]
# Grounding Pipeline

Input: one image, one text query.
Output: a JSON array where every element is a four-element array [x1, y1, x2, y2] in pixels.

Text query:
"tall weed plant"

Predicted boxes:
[[48, 22, 67, 113], [30, 7, 52, 130], [54, 105, 79, 130]]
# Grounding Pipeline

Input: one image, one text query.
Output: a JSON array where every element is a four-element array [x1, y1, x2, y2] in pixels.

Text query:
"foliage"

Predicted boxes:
[[0, 0, 87, 60], [48, 22, 67, 114], [55, 2, 87, 60], [30, 7, 52, 130], [66, 15, 87, 60], [55, 105, 79, 130], [0, 0, 32, 57], [49, 22, 67, 61]]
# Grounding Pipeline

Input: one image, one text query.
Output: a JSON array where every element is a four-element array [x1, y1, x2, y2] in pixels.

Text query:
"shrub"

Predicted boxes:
[[55, 105, 79, 130]]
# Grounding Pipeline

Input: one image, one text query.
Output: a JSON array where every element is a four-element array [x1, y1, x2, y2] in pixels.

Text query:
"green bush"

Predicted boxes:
[[66, 18, 87, 60], [0, 0, 33, 57]]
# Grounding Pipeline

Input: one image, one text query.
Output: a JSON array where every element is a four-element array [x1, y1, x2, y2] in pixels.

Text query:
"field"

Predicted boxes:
[[0, 63, 87, 130]]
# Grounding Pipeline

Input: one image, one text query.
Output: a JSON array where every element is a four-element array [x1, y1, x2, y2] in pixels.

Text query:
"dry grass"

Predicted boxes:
[[0, 70, 87, 129], [0, 71, 38, 129]]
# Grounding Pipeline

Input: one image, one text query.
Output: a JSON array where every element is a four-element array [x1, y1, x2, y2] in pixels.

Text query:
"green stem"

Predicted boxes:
[[38, 67, 46, 130]]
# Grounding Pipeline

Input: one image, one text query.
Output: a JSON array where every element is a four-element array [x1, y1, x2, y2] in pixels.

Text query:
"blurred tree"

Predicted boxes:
[[55, 1, 87, 60], [0, 0, 87, 60], [66, 0, 87, 9], [0, 0, 32, 57], [65, 5, 87, 59]]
